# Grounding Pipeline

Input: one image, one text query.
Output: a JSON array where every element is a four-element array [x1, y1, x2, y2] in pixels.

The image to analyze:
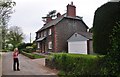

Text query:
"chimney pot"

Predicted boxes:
[[67, 2, 76, 17], [71, 2, 73, 5], [46, 17, 52, 23], [57, 12, 61, 17]]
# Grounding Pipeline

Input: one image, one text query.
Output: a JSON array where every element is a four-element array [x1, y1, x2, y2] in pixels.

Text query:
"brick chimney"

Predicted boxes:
[[46, 17, 52, 23], [67, 2, 76, 17]]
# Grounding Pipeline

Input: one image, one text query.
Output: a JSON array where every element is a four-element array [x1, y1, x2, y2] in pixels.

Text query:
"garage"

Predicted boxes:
[[67, 32, 93, 54]]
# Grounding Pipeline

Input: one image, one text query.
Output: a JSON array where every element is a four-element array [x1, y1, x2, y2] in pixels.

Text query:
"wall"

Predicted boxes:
[[55, 18, 87, 52], [89, 40, 93, 54]]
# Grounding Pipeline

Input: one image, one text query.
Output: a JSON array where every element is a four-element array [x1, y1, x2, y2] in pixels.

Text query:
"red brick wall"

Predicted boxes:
[[67, 3, 76, 17]]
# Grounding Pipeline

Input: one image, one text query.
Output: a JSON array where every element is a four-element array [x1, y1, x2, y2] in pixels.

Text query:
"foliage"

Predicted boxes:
[[47, 10, 56, 18], [17, 43, 26, 51], [21, 51, 45, 59], [46, 53, 103, 76], [42, 10, 57, 23], [17, 43, 35, 53], [100, 21, 120, 76], [0, 0, 16, 49], [89, 27, 93, 33], [23, 46, 34, 53], [6, 26, 24, 49], [2, 49, 8, 52], [93, 2, 120, 54], [58, 71, 66, 76], [32, 43, 37, 51]]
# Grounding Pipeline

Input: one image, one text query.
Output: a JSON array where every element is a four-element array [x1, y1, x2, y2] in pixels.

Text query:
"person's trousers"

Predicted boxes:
[[13, 58, 19, 70]]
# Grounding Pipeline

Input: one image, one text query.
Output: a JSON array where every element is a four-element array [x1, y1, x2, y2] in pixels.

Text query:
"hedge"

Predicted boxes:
[[45, 53, 103, 76], [93, 2, 120, 54], [21, 51, 45, 59]]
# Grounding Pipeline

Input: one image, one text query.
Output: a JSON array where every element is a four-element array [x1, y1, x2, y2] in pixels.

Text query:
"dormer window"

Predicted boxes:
[[44, 31, 46, 37], [41, 32, 43, 37], [37, 33, 40, 38], [49, 28, 52, 35]]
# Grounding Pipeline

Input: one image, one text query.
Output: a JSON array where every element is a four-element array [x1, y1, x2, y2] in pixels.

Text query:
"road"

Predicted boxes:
[[0, 52, 2, 77], [2, 52, 58, 76]]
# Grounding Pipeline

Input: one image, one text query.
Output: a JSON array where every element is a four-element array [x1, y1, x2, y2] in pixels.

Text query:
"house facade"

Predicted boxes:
[[36, 2, 89, 53]]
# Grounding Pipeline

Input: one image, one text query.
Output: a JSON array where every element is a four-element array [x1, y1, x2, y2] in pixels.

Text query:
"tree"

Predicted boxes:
[[101, 21, 120, 76], [89, 27, 93, 33], [93, 2, 120, 54], [42, 10, 56, 23], [0, 0, 16, 49], [7, 26, 24, 49]]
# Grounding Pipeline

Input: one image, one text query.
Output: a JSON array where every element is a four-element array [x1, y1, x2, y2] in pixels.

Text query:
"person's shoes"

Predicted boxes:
[[13, 69, 16, 71], [17, 69, 20, 71]]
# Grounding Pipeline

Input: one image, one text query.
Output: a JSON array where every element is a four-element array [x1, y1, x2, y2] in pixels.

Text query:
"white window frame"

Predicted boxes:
[[44, 31, 46, 37], [48, 41, 52, 49], [41, 32, 43, 37], [48, 28, 52, 35], [37, 43, 40, 48], [37, 33, 40, 38]]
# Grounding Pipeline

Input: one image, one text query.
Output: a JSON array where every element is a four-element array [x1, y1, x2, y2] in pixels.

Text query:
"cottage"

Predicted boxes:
[[67, 32, 93, 54], [36, 2, 89, 53]]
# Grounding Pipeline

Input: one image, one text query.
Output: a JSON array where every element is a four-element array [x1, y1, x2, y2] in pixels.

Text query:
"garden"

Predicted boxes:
[[18, 42, 45, 59], [45, 21, 120, 76]]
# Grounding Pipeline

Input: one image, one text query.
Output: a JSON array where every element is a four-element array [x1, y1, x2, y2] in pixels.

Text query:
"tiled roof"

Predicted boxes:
[[36, 15, 88, 32], [37, 16, 64, 32], [77, 32, 93, 39]]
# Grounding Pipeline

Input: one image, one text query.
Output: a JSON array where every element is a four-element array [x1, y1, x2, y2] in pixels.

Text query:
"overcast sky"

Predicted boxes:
[[9, 0, 115, 43]]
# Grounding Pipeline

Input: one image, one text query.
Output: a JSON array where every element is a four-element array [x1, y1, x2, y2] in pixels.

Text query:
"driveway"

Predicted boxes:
[[2, 52, 58, 76], [0, 52, 2, 77]]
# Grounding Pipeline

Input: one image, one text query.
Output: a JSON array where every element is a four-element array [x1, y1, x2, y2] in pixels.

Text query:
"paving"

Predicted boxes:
[[0, 52, 2, 77], [2, 52, 58, 76]]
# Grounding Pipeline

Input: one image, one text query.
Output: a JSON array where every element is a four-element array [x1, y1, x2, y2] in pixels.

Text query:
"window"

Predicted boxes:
[[44, 31, 46, 37], [75, 34, 77, 37], [48, 28, 52, 35], [48, 41, 52, 49], [37, 43, 40, 48], [41, 32, 43, 37], [37, 33, 40, 38]]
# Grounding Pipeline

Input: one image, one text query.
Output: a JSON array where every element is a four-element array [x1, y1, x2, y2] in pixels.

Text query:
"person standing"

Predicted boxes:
[[13, 48, 20, 71]]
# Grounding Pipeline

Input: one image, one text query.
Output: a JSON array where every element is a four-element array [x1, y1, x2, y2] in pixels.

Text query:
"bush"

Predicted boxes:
[[100, 22, 120, 76], [17, 43, 34, 52], [22, 46, 34, 53], [21, 51, 45, 59], [2, 49, 8, 52], [93, 2, 120, 54], [46, 53, 103, 76]]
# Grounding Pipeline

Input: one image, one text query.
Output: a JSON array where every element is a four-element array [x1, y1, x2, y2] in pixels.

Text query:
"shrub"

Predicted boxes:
[[21, 51, 45, 59], [93, 2, 120, 54], [100, 22, 120, 76], [46, 53, 103, 76], [2, 49, 8, 52], [17, 43, 33, 52], [23, 46, 34, 53]]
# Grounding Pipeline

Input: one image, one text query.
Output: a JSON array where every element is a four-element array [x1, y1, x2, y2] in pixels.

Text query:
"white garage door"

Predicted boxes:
[[68, 41, 87, 54]]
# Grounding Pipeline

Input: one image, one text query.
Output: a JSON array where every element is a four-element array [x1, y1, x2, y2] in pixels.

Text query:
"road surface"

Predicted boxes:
[[2, 52, 58, 76], [0, 52, 2, 77]]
